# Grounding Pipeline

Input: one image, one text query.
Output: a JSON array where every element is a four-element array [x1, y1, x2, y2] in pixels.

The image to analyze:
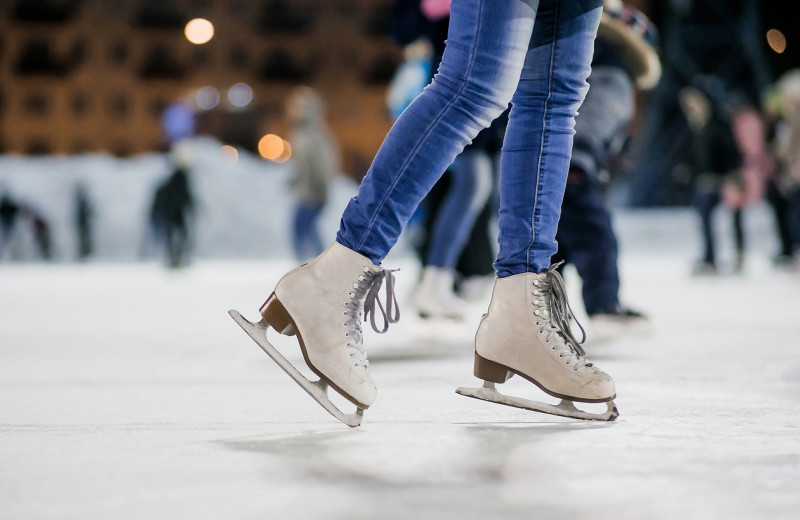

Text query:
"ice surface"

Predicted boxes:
[[1, 190, 799, 518]]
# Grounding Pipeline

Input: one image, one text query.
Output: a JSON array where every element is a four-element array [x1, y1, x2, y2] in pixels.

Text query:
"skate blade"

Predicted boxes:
[[456, 382, 618, 422], [229, 309, 365, 428]]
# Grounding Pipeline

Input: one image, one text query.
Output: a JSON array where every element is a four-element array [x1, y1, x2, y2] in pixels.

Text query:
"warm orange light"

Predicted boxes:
[[767, 29, 787, 54], [258, 134, 285, 161], [277, 140, 292, 163], [220, 145, 239, 163], [185, 18, 215, 45]]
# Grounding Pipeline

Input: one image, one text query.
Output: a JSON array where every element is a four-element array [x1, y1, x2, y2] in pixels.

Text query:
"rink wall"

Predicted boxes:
[[0, 138, 359, 262], [0, 138, 783, 266]]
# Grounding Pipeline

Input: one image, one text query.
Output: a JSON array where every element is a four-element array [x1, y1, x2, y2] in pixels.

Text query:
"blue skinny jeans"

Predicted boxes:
[[292, 202, 324, 261], [426, 149, 495, 269], [337, 0, 602, 276]]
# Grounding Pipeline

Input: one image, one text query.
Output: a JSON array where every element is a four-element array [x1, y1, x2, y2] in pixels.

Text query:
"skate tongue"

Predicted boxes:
[[364, 269, 400, 334]]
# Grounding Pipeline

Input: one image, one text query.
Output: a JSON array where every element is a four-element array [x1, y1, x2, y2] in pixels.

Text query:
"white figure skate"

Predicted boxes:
[[456, 266, 619, 421], [230, 242, 399, 427], [413, 266, 467, 320]]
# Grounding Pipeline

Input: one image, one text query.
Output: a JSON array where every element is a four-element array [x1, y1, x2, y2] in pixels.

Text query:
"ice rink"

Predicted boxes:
[[1, 208, 799, 520]]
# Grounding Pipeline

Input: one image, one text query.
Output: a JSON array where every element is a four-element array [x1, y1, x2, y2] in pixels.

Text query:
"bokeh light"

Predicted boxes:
[[195, 86, 220, 110], [228, 83, 253, 108], [278, 140, 292, 163], [258, 134, 285, 161], [220, 145, 239, 164], [185, 18, 215, 45], [258, 134, 292, 163], [767, 28, 787, 54]]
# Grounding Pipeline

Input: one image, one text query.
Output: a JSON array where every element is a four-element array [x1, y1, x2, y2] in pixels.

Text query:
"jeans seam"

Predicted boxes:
[[527, 0, 560, 272], [354, 0, 485, 254]]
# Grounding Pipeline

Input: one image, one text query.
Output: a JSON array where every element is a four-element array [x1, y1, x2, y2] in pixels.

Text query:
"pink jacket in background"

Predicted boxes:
[[421, 0, 451, 21]]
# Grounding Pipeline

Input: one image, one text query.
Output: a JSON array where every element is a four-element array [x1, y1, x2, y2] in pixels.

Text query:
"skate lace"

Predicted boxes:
[[344, 267, 400, 367], [531, 264, 592, 371]]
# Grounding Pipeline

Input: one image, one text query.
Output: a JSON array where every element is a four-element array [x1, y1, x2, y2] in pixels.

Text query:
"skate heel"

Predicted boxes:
[[259, 293, 296, 336], [474, 354, 513, 383]]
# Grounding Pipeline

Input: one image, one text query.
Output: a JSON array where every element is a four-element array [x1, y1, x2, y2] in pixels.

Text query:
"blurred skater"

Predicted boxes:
[[775, 70, 800, 261], [74, 183, 94, 260], [150, 149, 195, 269], [0, 192, 21, 260], [25, 208, 53, 261], [552, 0, 660, 336], [679, 83, 751, 275], [286, 87, 339, 262]]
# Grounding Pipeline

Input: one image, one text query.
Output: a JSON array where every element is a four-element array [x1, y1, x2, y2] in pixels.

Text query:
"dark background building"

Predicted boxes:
[[0, 0, 402, 175]]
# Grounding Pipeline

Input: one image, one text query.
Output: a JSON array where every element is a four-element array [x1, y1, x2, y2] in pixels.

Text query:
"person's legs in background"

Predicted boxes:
[[555, 169, 649, 340], [732, 207, 745, 272], [765, 177, 795, 265], [292, 202, 324, 261], [414, 147, 493, 319], [694, 188, 720, 274]]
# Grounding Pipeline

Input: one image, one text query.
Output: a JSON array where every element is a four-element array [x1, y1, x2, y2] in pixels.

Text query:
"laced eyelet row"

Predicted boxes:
[[341, 266, 400, 367], [530, 269, 590, 371]]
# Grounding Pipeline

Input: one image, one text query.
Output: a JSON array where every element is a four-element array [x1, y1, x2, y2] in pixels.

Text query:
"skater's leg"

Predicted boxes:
[[791, 186, 800, 249], [472, 0, 617, 408], [732, 208, 745, 268], [245, 0, 539, 419], [765, 178, 794, 259], [427, 149, 494, 269], [413, 149, 493, 319], [291, 205, 305, 259], [308, 204, 324, 258], [495, 0, 602, 277], [292, 203, 322, 260], [337, 0, 537, 263], [695, 189, 719, 267], [556, 170, 620, 315]]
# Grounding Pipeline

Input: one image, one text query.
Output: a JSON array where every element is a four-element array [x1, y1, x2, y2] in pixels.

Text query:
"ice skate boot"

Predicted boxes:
[[457, 266, 618, 421], [229, 241, 399, 427], [413, 266, 467, 320]]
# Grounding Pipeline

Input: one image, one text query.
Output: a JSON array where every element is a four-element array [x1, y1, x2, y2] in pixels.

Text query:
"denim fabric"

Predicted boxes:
[[426, 149, 494, 268], [292, 202, 324, 261], [553, 170, 620, 314], [694, 190, 745, 266], [337, 0, 602, 276]]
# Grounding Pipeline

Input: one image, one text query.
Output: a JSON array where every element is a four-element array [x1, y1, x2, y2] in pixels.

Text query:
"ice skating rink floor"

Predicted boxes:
[[1, 208, 799, 520]]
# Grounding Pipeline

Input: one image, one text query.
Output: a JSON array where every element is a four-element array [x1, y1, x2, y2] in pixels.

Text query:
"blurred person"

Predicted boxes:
[[679, 83, 750, 275], [776, 69, 800, 258], [0, 191, 21, 260], [232, 0, 618, 424], [386, 40, 432, 122], [286, 86, 339, 262], [150, 147, 195, 269], [552, 0, 659, 337], [24, 207, 53, 261], [74, 183, 94, 260]]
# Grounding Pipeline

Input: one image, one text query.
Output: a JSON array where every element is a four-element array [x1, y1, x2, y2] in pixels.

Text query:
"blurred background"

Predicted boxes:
[[0, 0, 798, 265]]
